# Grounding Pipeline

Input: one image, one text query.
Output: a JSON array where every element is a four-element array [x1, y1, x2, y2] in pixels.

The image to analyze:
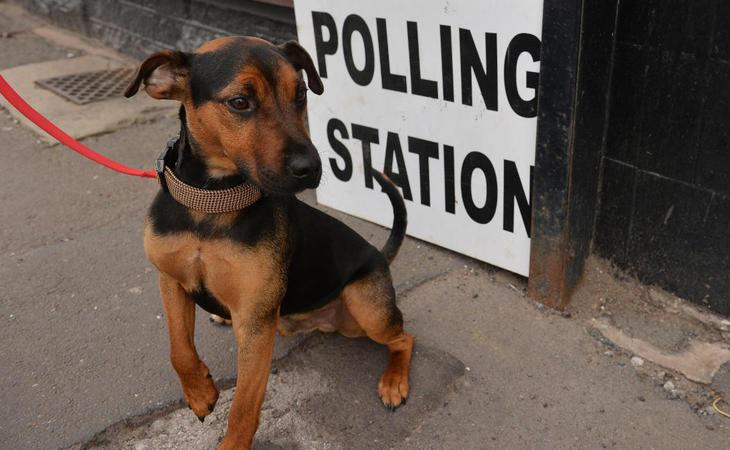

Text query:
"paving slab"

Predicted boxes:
[[0, 54, 176, 143], [0, 111, 171, 255], [0, 2, 42, 35], [0, 32, 77, 69], [397, 267, 730, 450], [82, 335, 464, 450], [0, 2, 135, 69]]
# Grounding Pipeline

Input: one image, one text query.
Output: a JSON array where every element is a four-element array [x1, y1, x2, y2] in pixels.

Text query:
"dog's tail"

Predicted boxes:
[[372, 171, 407, 264]]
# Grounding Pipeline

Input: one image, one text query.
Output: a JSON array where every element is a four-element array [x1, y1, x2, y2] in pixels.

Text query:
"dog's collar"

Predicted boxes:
[[156, 138, 262, 213]]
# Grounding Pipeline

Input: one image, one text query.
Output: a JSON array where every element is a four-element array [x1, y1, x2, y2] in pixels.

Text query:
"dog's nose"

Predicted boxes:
[[287, 154, 319, 180]]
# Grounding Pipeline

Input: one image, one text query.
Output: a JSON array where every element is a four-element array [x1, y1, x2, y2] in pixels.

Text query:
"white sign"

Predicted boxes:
[[294, 0, 543, 276]]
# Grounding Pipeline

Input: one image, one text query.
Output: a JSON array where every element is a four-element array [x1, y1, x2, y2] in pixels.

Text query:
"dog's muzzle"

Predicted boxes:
[[286, 142, 322, 189]]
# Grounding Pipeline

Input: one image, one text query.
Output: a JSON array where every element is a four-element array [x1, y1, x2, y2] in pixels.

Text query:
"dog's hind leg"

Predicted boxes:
[[159, 273, 219, 421], [341, 267, 414, 410]]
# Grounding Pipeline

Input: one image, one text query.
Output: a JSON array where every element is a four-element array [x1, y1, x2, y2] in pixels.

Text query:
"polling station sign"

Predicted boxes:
[[294, 1, 542, 276]]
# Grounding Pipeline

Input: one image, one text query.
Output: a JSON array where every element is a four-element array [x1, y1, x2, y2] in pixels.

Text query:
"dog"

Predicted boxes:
[[124, 36, 413, 449]]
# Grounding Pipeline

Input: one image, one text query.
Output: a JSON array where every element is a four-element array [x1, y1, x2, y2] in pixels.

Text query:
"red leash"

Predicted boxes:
[[0, 75, 157, 179]]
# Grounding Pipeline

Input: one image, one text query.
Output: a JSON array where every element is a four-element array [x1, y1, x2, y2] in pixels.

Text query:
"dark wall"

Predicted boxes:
[[595, 0, 730, 315], [14, 0, 296, 58]]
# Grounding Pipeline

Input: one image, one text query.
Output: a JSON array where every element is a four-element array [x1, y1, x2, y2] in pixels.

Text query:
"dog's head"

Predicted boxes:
[[125, 37, 324, 194]]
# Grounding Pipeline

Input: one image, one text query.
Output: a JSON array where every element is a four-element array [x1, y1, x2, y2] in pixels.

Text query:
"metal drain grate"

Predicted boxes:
[[35, 67, 135, 105]]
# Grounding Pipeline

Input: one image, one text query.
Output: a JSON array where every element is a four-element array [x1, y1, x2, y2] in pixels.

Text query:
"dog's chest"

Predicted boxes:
[[144, 229, 240, 291], [144, 223, 285, 308], [144, 230, 206, 291]]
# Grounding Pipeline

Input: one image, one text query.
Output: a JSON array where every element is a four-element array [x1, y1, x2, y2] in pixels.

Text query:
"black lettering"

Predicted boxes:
[[376, 18, 407, 93], [443, 144, 456, 214], [440, 25, 454, 102], [384, 132, 413, 200], [342, 15, 375, 86], [504, 33, 541, 118], [327, 118, 352, 181], [461, 152, 498, 224], [311, 12, 338, 78], [503, 161, 533, 236], [407, 21, 438, 98], [459, 29, 498, 110], [351, 123, 379, 188], [408, 137, 438, 206]]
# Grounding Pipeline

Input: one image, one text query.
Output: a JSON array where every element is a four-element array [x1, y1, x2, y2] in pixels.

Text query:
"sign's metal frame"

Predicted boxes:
[[528, 0, 618, 308]]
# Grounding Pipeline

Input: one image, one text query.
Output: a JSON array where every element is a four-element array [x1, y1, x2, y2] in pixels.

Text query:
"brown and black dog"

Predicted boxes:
[[124, 36, 413, 449]]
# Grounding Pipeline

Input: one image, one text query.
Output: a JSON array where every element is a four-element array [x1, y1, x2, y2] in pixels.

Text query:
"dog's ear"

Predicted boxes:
[[279, 41, 324, 95], [125, 50, 191, 100]]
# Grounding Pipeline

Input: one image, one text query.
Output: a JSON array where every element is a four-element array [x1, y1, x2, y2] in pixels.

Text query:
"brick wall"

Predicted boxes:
[[14, 0, 296, 58]]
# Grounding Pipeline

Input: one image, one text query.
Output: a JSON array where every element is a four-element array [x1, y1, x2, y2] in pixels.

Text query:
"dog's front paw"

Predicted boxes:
[[377, 369, 409, 411], [181, 365, 220, 421]]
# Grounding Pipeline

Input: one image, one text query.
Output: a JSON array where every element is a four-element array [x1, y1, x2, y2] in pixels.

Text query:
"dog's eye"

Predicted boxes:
[[295, 87, 307, 104], [226, 96, 250, 111]]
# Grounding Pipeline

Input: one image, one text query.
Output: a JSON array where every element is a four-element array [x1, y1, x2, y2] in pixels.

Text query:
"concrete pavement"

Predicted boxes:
[[81, 266, 730, 450], [1, 5, 729, 449]]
